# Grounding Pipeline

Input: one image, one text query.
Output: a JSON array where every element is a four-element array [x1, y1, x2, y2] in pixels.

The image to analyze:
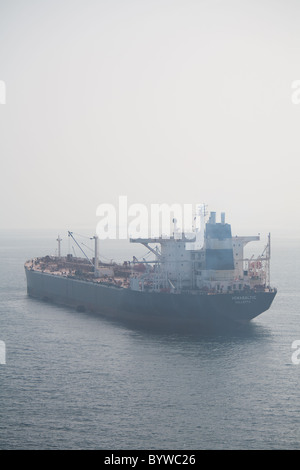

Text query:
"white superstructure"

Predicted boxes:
[[130, 211, 271, 294]]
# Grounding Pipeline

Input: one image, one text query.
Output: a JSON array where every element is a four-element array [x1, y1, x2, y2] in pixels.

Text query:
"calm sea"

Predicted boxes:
[[0, 231, 299, 450]]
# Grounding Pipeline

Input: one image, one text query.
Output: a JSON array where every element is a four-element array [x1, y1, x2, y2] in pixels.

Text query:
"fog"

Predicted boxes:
[[1, 0, 300, 238]]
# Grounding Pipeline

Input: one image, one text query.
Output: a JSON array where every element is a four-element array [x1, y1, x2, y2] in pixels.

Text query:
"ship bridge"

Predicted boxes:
[[129, 211, 270, 294]]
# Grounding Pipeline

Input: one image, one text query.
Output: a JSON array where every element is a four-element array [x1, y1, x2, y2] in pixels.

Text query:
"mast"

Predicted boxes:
[[56, 235, 62, 258], [93, 235, 99, 276], [68, 231, 94, 266], [267, 232, 271, 287]]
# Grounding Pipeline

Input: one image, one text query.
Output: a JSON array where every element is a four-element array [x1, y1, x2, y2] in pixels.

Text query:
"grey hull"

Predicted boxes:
[[25, 268, 276, 331]]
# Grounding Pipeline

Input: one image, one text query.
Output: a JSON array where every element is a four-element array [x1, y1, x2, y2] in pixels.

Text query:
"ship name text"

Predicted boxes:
[[232, 295, 256, 304]]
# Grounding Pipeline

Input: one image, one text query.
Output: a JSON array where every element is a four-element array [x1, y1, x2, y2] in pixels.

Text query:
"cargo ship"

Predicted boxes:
[[24, 210, 277, 330]]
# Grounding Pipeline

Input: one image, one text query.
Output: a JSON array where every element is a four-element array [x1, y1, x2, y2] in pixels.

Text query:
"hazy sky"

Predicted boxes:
[[1, 0, 300, 238]]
